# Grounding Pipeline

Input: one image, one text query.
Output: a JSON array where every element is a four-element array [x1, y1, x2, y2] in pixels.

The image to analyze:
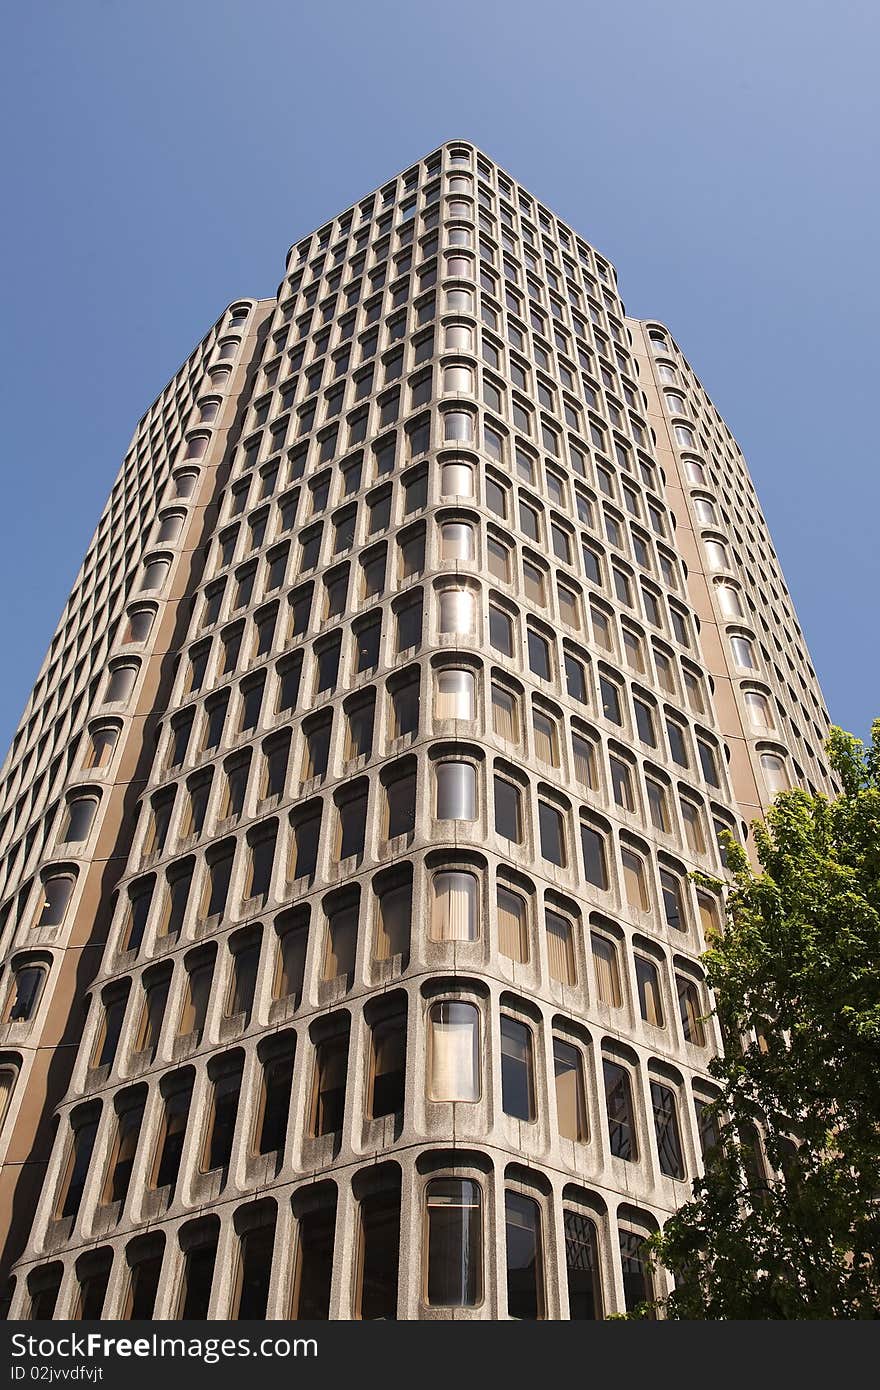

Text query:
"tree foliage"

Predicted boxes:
[[647, 721, 880, 1318]]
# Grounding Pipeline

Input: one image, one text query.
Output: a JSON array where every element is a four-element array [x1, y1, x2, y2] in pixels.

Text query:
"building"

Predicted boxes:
[[0, 142, 834, 1320]]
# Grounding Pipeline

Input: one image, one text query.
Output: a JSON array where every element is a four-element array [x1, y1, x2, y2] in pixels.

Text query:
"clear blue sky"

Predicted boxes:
[[2, 1, 877, 752]]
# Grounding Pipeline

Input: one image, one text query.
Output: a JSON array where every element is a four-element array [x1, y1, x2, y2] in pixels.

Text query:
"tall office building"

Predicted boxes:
[[0, 142, 833, 1320]]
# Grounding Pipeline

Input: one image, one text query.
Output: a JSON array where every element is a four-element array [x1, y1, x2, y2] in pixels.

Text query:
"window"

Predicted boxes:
[[105, 663, 138, 703], [4, 963, 45, 1023], [698, 739, 720, 787], [554, 1038, 587, 1142], [500, 1016, 535, 1121], [677, 974, 707, 1046], [123, 1237, 164, 1319], [666, 718, 688, 767], [302, 716, 331, 781], [527, 627, 551, 680], [134, 971, 169, 1059], [233, 1210, 276, 1320], [760, 752, 789, 795], [494, 775, 522, 843], [533, 711, 558, 766], [384, 766, 416, 839], [591, 932, 622, 1006], [564, 1210, 602, 1319], [291, 1192, 336, 1319], [565, 653, 589, 704], [435, 668, 474, 721], [369, 1012, 406, 1118], [680, 799, 706, 855], [311, 1026, 349, 1135], [621, 848, 649, 912], [374, 876, 411, 962], [635, 955, 664, 1026], [274, 915, 307, 1005], [571, 733, 596, 789], [245, 825, 276, 904], [609, 756, 635, 812], [436, 761, 476, 820], [429, 868, 477, 942], [395, 595, 423, 651], [102, 1092, 145, 1207], [90, 987, 128, 1071], [580, 823, 608, 890], [619, 1228, 654, 1314], [744, 688, 774, 730], [356, 1181, 400, 1319], [335, 785, 368, 862], [660, 869, 686, 931], [538, 799, 566, 865], [486, 603, 514, 656], [428, 1001, 480, 1100], [290, 808, 321, 883], [651, 1081, 685, 1179], [202, 1057, 243, 1172], [633, 698, 656, 746], [178, 954, 213, 1044], [424, 1179, 482, 1307], [83, 723, 119, 769], [438, 588, 474, 634], [523, 561, 546, 606], [505, 1193, 544, 1319], [603, 1059, 637, 1160], [645, 777, 669, 832], [322, 897, 358, 980], [344, 694, 375, 762], [730, 634, 757, 670], [56, 1109, 99, 1220], [178, 1222, 218, 1318], [599, 676, 622, 725]]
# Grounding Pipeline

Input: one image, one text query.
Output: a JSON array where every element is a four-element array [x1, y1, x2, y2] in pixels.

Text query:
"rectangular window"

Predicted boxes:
[[651, 1081, 685, 1179], [603, 1060, 637, 1161], [635, 955, 664, 1027], [311, 1029, 349, 1135], [553, 1039, 587, 1142], [505, 1193, 544, 1320], [291, 1196, 336, 1319], [356, 1186, 400, 1320], [546, 910, 576, 985], [369, 1016, 406, 1118], [500, 1016, 535, 1121], [564, 1210, 602, 1319], [257, 1047, 295, 1155]]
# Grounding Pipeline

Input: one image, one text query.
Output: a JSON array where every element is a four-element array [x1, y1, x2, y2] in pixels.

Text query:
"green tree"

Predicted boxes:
[[647, 722, 880, 1318]]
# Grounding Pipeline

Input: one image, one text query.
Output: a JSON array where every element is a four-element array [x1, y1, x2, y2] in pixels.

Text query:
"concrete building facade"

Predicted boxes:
[[0, 143, 833, 1320]]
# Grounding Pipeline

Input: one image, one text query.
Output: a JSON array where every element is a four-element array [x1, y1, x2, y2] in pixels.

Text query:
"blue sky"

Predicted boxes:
[[2, 0, 877, 751]]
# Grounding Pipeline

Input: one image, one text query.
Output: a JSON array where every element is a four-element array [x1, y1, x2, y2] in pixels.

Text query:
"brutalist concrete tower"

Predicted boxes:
[[0, 143, 834, 1320]]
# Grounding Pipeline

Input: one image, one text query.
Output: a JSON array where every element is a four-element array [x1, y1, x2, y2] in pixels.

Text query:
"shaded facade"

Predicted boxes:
[[0, 142, 833, 1320]]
